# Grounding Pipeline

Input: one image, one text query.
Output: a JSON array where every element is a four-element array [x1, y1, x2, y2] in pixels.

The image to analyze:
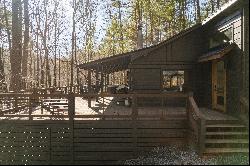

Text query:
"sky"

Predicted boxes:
[[58, 0, 109, 48]]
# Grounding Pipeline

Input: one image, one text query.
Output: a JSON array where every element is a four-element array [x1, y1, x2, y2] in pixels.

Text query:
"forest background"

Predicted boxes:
[[0, 0, 230, 92]]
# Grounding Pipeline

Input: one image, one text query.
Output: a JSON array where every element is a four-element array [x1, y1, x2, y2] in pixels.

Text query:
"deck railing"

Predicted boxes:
[[0, 92, 188, 120], [240, 96, 249, 113], [0, 92, 209, 164], [24, 85, 82, 95], [186, 92, 206, 155]]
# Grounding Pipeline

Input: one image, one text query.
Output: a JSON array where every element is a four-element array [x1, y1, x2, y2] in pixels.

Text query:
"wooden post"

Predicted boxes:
[[95, 71, 99, 102], [100, 72, 104, 93], [102, 96, 105, 120], [198, 118, 206, 156], [132, 95, 138, 156], [29, 97, 33, 120], [68, 93, 75, 164], [104, 74, 106, 93], [14, 96, 18, 112], [170, 76, 172, 88], [88, 70, 91, 107], [132, 95, 138, 119], [106, 73, 109, 87], [186, 92, 193, 122]]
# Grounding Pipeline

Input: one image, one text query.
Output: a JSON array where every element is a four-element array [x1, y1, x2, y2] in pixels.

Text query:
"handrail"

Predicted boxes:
[[240, 96, 249, 110], [0, 92, 188, 118], [188, 96, 206, 120], [186, 93, 206, 156], [0, 92, 188, 98]]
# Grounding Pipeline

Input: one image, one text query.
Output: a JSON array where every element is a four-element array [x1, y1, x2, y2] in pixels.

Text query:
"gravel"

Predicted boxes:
[[122, 146, 249, 165]]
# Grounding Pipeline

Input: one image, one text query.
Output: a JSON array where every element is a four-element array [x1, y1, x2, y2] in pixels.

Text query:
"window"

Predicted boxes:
[[162, 71, 184, 92], [223, 27, 233, 42], [209, 26, 233, 49]]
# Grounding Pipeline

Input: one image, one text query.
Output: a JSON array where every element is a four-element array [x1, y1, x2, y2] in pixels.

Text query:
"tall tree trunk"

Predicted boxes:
[[216, 0, 220, 9], [71, 0, 76, 91], [195, 0, 201, 23], [58, 51, 61, 87], [22, 0, 29, 89], [36, 25, 40, 87], [10, 0, 22, 92], [53, 13, 57, 87], [211, 0, 215, 13], [0, 47, 5, 85], [3, 0, 11, 50], [118, 0, 124, 53], [137, 1, 143, 49], [43, 0, 51, 88]]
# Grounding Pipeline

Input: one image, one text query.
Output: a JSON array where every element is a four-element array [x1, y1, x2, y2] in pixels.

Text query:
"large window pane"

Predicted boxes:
[[162, 71, 184, 92]]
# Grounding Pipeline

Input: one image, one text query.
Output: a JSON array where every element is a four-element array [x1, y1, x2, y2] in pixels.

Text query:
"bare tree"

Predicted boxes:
[[21, 0, 29, 89], [3, 0, 11, 49], [195, 0, 201, 23], [10, 0, 22, 92]]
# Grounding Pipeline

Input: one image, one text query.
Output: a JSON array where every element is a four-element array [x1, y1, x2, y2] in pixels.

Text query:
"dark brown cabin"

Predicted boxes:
[[0, 1, 248, 164], [78, 0, 249, 122]]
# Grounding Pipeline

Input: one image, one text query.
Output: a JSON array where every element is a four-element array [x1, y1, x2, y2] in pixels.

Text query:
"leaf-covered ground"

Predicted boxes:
[[121, 146, 249, 165]]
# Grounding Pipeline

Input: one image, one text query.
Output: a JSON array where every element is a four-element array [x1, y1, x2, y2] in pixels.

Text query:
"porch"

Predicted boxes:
[[0, 92, 248, 165]]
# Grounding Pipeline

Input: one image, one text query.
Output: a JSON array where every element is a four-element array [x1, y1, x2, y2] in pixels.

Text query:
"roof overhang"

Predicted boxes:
[[202, 0, 241, 25], [77, 48, 151, 73], [198, 43, 236, 63], [77, 24, 202, 73]]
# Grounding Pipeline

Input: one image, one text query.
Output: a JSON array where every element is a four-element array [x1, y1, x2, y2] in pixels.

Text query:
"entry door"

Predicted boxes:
[[212, 60, 226, 112]]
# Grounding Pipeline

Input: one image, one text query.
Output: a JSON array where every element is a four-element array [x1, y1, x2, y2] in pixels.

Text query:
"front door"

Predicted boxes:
[[212, 60, 226, 112]]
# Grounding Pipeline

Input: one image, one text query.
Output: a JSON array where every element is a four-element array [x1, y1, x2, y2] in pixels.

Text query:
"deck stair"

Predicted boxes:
[[204, 119, 249, 155]]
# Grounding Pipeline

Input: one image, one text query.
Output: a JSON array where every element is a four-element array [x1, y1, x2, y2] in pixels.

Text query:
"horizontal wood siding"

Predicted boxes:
[[0, 118, 187, 165], [133, 46, 167, 65], [131, 68, 161, 91], [129, 28, 204, 95], [233, 16, 242, 48], [243, 3, 249, 102], [0, 121, 72, 165], [131, 27, 203, 66], [193, 63, 212, 108]]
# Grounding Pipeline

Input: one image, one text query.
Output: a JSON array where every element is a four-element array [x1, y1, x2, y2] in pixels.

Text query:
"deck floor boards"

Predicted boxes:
[[200, 108, 238, 121]]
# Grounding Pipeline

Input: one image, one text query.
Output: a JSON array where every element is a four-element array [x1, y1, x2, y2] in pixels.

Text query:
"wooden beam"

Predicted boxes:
[[100, 72, 104, 93], [106, 74, 109, 86], [87, 70, 91, 107]]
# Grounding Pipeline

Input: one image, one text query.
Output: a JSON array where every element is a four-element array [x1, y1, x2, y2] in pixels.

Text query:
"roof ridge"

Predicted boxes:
[[202, 0, 239, 25]]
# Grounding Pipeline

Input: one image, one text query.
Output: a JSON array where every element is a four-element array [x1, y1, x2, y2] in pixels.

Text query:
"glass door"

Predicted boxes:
[[212, 60, 226, 112]]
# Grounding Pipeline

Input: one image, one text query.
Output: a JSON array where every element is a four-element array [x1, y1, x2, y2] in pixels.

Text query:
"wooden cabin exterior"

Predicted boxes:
[[195, 0, 249, 124], [0, 1, 248, 164], [78, 0, 249, 122]]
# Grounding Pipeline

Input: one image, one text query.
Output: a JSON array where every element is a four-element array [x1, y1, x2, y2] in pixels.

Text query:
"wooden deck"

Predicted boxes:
[[0, 96, 239, 121], [0, 94, 189, 165], [0, 96, 187, 120], [0, 92, 248, 165], [200, 108, 238, 121]]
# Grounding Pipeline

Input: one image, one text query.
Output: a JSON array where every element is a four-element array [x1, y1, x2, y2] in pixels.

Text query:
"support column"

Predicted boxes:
[[87, 70, 91, 107], [106, 74, 109, 91], [170, 76, 172, 88], [95, 71, 99, 102], [184, 71, 189, 92], [100, 72, 104, 93], [68, 93, 75, 164]]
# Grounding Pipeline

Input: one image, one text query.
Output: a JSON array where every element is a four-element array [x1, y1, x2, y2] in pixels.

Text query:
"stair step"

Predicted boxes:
[[206, 124, 246, 128], [206, 132, 249, 136], [206, 120, 240, 125], [205, 139, 249, 144], [204, 148, 249, 154]]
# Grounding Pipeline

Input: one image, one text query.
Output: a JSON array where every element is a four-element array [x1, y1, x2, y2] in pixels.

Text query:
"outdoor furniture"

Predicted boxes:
[[41, 99, 68, 115]]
